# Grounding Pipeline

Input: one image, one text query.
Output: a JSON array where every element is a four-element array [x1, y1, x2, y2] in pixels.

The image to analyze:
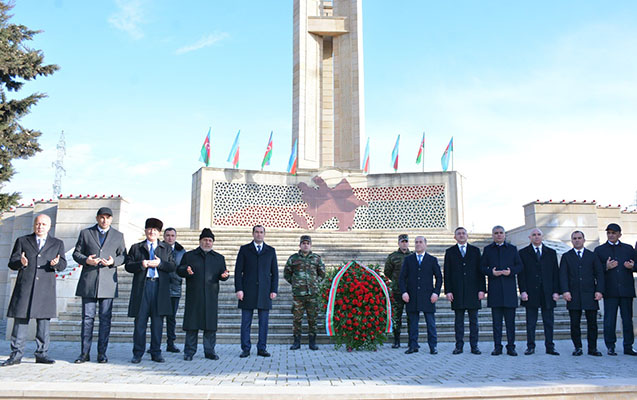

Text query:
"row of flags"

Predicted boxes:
[[200, 129, 299, 174], [199, 129, 454, 174]]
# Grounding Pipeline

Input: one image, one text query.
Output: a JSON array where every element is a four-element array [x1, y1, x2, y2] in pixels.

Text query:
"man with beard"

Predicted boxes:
[[177, 228, 229, 360]]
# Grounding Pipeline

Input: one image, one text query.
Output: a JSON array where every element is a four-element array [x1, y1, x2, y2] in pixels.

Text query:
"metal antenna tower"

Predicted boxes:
[[51, 130, 66, 198]]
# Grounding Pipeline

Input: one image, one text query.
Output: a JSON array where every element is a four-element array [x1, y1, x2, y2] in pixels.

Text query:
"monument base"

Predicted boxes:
[[190, 167, 464, 232]]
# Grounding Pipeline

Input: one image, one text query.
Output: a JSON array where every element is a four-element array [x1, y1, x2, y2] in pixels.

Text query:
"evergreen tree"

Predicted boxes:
[[0, 1, 58, 214]]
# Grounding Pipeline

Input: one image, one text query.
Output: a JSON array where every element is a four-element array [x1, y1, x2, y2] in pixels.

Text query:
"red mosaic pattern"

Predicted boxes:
[[212, 182, 447, 230]]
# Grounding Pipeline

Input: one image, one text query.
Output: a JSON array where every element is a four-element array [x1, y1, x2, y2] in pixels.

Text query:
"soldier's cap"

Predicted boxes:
[[145, 217, 163, 231], [398, 234, 409, 242], [606, 223, 621, 232], [300, 235, 312, 244], [199, 228, 215, 241], [96, 207, 113, 217]]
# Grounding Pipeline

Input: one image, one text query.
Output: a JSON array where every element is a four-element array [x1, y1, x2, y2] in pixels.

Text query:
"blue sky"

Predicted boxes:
[[5, 1, 637, 233]]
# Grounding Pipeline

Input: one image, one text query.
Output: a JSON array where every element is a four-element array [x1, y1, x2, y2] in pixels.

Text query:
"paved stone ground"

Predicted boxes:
[[0, 338, 635, 393]]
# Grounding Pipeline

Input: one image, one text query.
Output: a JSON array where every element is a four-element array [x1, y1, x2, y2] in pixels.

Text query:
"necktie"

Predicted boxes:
[[535, 247, 541, 261], [257, 244, 262, 254], [149, 243, 156, 278], [577, 250, 582, 259], [460, 245, 466, 257], [417, 254, 423, 264], [98, 231, 106, 246], [37, 238, 43, 250]]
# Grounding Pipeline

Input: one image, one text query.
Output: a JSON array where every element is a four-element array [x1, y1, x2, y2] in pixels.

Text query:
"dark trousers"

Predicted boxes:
[[165, 296, 180, 347], [603, 297, 634, 350], [9, 318, 50, 359], [407, 311, 437, 351], [184, 329, 217, 356], [491, 307, 516, 350], [241, 308, 269, 352], [454, 308, 479, 350], [569, 309, 598, 350], [525, 306, 555, 350], [80, 297, 113, 356], [133, 280, 163, 358]]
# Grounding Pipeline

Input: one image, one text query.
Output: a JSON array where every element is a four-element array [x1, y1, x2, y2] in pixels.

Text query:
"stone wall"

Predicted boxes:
[[190, 167, 464, 232]]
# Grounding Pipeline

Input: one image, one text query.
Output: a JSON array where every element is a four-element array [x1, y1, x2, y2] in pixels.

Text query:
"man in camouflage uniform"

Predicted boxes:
[[384, 234, 412, 348], [284, 235, 326, 350]]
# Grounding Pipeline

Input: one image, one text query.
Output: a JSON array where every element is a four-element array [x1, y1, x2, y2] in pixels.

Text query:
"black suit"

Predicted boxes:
[[73, 225, 127, 357], [559, 248, 604, 351], [594, 241, 636, 351], [7, 233, 66, 360], [517, 244, 559, 351], [443, 243, 485, 350], [399, 252, 442, 351], [125, 240, 175, 358], [481, 242, 522, 351], [234, 242, 279, 352]]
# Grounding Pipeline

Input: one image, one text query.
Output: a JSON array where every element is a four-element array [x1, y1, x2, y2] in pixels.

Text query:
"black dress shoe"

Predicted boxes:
[[588, 350, 602, 356], [608, 348, 617, 356], [97, 354, 108, 363], [524, 348, 535, 355], [572, 348, 583, 356], [0, 356, 21, 367], [507, 349, 518, 357], [239, 350, 250, 358], [624, 348, 637, 356], [257, 350, 271, 357], [546, 349, 560, 356], [471, 347, 481, 355], [205, 353, 219, 360], [491, 347, 502, 356], [35, 356, 55, 364], [404, 347, 418, 354], [183, 355, 193, 361], [429, 348, 438, 355], [452, 348, 463, 355], [166, 345, 180, 353], [391, 343, 400, 349], [74, 354, 90, 364], [131, 356, 142, 364], [151, 355, 165, 363]]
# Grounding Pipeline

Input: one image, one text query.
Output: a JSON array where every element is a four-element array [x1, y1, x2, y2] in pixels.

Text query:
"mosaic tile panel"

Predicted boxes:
[[212, 181, 447, 230]]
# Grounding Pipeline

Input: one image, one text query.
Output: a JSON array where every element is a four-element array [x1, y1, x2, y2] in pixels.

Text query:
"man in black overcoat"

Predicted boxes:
[[125, 218, 176, 363], [444, 227, 485, 355], [593, 223, 636, 356], [177, 228, 229, 360], [73, 207, 127, 363], [559, 230, 604, 356], [517, 228, 560, 355], [400, 236, 442, 355], [2, 214, 66, 367], [480, 225, 523, 356], [234, 225, 279, 358], [163, 227, 186, 353]]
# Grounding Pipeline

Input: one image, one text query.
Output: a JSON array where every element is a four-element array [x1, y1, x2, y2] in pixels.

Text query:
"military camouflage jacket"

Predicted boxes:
[[384, 248, 413, 292], [284, 251, 326, 297]]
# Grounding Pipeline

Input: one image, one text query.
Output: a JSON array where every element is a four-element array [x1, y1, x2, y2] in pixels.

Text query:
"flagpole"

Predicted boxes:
[[452, 145, 454, 171], [422, 132, 425, 173]]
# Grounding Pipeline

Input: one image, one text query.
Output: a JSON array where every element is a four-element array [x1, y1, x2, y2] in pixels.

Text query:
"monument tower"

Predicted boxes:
[[293, 0, 364, 170]]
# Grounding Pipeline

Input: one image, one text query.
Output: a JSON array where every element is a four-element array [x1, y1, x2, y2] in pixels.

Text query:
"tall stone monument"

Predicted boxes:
[[190, 0, 465, 232], [293, 0, 364, 170]]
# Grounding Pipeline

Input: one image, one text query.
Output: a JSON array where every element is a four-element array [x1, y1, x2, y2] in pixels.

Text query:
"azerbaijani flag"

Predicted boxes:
[[261, 131, 273, 169], [362, 137, 370, 173], [227, 130, 240, 168], [441, 136, 453, 171], [287, 138, 298, 175], [199, 127, 211, 166], [416, 132, 425, 164], [391, 135, 400, 171]]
